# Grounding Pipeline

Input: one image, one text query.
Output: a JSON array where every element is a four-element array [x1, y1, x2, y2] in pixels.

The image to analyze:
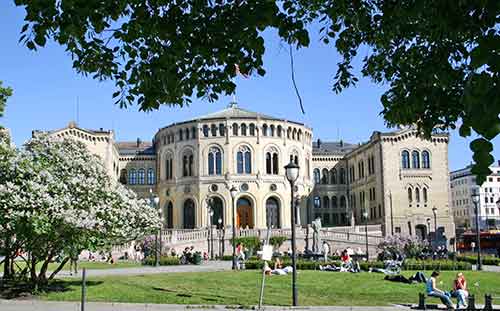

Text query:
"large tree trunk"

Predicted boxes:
[[35, 253, 54, 289], [48, 257, 69, 281], [2, 236, 13, 279]]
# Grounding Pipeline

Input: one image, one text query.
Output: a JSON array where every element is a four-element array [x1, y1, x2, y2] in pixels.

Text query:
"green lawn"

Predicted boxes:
[[1, 261, 141, 272], [42, 270, 500, 306]]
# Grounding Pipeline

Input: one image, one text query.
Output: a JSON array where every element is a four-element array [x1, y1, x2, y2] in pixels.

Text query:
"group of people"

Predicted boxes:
[[427, 271, 469, 310], [318, 248, 361, 273]]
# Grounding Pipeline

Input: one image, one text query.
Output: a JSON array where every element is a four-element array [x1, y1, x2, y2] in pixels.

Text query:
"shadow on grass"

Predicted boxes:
[[0, 278, 103, 300], [152, 287, 222, 302]]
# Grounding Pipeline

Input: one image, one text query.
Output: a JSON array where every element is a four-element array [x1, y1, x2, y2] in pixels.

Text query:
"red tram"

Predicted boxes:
[[457, 230, 500, 253]]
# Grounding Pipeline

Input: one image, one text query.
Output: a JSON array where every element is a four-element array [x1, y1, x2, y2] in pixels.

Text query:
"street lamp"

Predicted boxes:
[[229, 185, 238, 270], [209, 208, 214, 260], [426, 218, 431, 243], [432, 206, 438, 247], [471, 187, 482, 271], [497, 199, 500, 229], [285, 160, 300, 307], [218, 217, 223, 258], [362, 209, 369, 261], [149, 189, 160, 267]]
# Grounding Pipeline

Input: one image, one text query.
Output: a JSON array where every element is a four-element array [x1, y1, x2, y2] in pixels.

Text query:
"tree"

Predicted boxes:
[[0, 134, 160, 289], [0, 80, 13, 128], [13, 1, 500, 183]]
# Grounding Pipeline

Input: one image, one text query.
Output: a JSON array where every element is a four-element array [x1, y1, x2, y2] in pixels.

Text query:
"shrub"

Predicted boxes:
[[457, 255, 500, 266], [377, 235, 428, 260], [143, 255, 180, 266], [232, 236, 261, 255], [269, 236, 287, 248]]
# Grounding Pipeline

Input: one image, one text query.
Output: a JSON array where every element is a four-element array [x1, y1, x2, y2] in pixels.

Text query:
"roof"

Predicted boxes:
[[115, 141, 155, 156], [312, 140, 357, 155], [194, 102, 280, 121]]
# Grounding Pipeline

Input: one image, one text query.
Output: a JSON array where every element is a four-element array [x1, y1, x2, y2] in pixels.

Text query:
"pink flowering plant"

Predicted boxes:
[[377, 235, 428, 260]]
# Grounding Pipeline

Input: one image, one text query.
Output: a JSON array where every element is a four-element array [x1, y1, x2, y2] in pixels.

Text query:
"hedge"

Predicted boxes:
[[244, 259, 471, 271], [143, 255, 180, 266], [457, 255, 500, 266]]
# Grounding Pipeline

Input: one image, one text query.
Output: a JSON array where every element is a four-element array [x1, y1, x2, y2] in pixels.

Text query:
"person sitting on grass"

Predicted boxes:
[[340, 249, 353, 271], [451, 272, 468, 309], [426, 271, 455, 310]]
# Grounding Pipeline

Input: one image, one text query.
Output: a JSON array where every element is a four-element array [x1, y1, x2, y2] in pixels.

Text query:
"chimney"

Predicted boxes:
[[317, 138, 321, 149], [136, 137, 141, 147]]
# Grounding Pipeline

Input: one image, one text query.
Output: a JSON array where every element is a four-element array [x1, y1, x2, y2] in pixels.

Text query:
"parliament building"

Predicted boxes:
[[38, 103, 455, 240]]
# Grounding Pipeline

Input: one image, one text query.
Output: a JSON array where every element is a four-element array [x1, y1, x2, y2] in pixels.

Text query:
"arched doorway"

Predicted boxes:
[[183, 199, 195, 229], [210, 197, 224, 229], [415, 224, 427, 241], [165, 201, 173, 228], [237, 197, 253, 228], [265, 197, 280, 228]]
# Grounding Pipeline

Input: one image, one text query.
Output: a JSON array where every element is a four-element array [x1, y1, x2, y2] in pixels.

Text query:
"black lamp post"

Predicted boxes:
[[362, 208, 369, 260], [471, 187, 482, 271], [149, 189, 160, 267], [496, 199, 500, 229], [218, 217, 223, 258], [432, 206, 438, 247], [230, 185, 238, 270], [426, 218, 431, 244], [209, 209, 214, 260], [285, 160, 300, 306]]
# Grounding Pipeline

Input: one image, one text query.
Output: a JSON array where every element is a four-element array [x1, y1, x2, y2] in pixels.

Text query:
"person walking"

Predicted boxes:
[[322, 241, 330, 262], [69, 249, 79, 276]]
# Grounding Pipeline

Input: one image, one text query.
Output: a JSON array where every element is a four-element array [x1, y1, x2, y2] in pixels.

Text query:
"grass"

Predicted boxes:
[[0, 260, 141, 272], [40, 270, 500, 306]]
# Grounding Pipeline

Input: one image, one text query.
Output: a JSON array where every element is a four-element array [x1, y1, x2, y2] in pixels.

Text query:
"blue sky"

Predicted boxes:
[[1, 2, 498, 171]]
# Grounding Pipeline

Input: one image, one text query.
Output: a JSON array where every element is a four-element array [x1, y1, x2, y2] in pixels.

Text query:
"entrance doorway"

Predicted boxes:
[[415, 224, 427, 241], [237, 197, 253, 228]]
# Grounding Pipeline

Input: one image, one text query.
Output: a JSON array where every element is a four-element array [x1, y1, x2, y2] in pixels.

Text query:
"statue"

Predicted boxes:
[[312, 217, 322, 253]]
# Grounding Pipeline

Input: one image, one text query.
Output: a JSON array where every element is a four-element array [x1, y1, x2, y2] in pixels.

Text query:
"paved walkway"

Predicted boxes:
[[60, 260, 232, 278], [473, 264, 500, 273]]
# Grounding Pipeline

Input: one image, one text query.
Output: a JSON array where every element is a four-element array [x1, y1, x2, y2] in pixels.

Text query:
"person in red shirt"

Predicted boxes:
[[452, 272, 468, 308]]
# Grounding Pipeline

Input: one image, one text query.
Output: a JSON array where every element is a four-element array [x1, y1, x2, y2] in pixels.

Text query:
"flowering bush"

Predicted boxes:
[[0, 135, 160, 288], [377, 235, 428, 260]]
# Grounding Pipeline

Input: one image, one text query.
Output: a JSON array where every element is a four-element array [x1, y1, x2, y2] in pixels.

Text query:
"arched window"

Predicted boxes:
[[340, 168, 346, 184], [165, 153, 173, 180], [321, 168, 329, 184], [266, 197, 280, 228], [191, 127, 197, 139], [340, 196, 346, 209], [277, 125, 282, 137], [408, 188, 413, 202], [119, 169, 127, 184], [210, 124, 217, 137], [292, 128, 297, 140], [412, 151, 420, 169], [182, 150, 194, 177], [262, 124, 268, 136], [330, 168, 337, 184], [237, 145, 252, 174], [270, 125, 275, 137], [232, 123, 238, 136], [202, 125, 209, 137], [423, 188, 428, 202], [184, 128, 189, 140], [208, 146, 222, 175], [219, 123, 225, 136], [313, 168, 320, 184], [183, 199, 195, 229], [147, 168, 155, 185], [265, 147, 279, 175], [332, 196, 338, 208], [298, 129, 302, 141], [323, 196, 330, 209], [165, 201, 174, 228], [287, 127, 291, 139], [179, 129, 184, 141], [402, 150, 410, 169], [241, 123, 247, 136], [249, 123, 255, 136], [415, 187, 420, 203], [422, 151, 430, 169], [138, 168, 145, 184], [314, 196, 321, 208]]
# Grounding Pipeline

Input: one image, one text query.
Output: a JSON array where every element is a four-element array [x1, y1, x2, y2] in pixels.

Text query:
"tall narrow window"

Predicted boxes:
[[203, 125, 209, 137], [412, 151, 420, 169], [415, 187, 420, 203], [138, 168, 145, 184], [147, 168, 155, 185], [188, 154, 193, 176], [323, 196, 330, 209], [422, 151, 430, 169], [232, 123, 238, 136], [313, 168, 320, 184], [262, 124, 268, 136], [185, 128, 189, 140], [408, 188, 413, 202], [211, 124, 217, 137], [191, 127, 197, 139], [330, 168, 337, 184], [332, 196, 338, 208], [249, 123, 255, 136], [208, 147, 222, 175], [340, 168, 346, 184], [266, 152, 272, 174], [219, 123, 225, 136], [402, 150, 410, 169], [321, 168, 329, 184], [182, 151, 194, 177], [119, 169, 128, 184], [314, 196, 321, 208], [277, 125, 282, 137], [272, 153, 279, 174], [129, 169, 137, 185], [270, 125, 275, 137], [423, 188, 428, 202], [237, 146, 252, 174], [241, 123, 247, 136], [183, 155, 188, 177]]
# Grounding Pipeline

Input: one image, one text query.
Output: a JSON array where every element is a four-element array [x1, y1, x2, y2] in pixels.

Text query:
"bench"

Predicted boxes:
[[417, 293, 443, 310], [419, 293, 498, 310]]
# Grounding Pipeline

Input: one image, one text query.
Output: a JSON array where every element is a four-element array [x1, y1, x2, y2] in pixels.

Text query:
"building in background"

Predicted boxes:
[[34, 103, 456, 245], [450, 161, 500, 231]]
